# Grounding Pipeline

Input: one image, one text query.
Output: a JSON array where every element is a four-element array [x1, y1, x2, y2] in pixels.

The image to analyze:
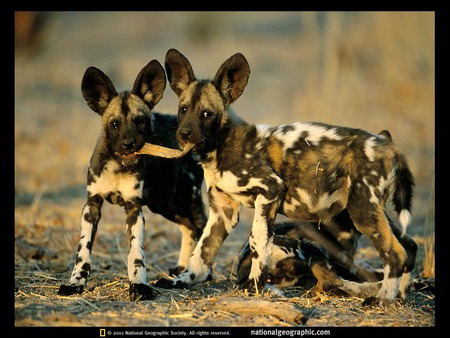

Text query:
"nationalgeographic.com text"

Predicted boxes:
[[251, 329, 331, 337]]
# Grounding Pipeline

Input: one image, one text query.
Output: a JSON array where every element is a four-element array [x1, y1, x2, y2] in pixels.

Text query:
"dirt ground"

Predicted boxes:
[[14, 11, 435, 334]]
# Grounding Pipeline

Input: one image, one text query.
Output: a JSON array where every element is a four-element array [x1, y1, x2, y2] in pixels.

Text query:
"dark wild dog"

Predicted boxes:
[[155, 49, 415, 306], [238, 216, 417, 300], [238, 221, 382, 296], [58, 59, 207, 301]]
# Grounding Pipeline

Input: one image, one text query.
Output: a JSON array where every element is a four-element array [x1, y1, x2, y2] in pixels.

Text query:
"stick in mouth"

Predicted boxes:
[[133, 142, 196, 159]]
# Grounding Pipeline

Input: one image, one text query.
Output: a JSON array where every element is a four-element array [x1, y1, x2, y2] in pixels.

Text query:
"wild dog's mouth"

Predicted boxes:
[[179, 142, 197, 154], [114, 150, 142, 167], [115, 151, 140, 159]]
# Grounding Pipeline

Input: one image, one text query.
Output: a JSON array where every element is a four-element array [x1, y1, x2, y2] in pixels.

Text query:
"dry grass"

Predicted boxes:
[[14, 12, 435, 330], [14, 200, 435, 328], [15, 261, 435, 328], [422, 175, 435, 279]]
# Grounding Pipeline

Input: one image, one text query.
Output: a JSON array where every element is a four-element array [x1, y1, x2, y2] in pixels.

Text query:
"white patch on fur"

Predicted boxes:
[[256, 124, 272, 135], [399, 210, 412, 236], [68, 204, 94, 286], [363, 177, 379, 205], [88, 160, 142, 200], [127, 211, 147, 284], [177, 225, 196, 270], [217, 170, 271, 207], [269, 241, 296, 270], [273, 122, 343, 150], [188, 212, 216, 276], [316, 191, 347, 212], [376, 175, 388, 195], [296, 187, 347, 213], [248, 195, 274, 282], [296, 188, 313, 210], [364, 136, 377, 161], [376, 265, 400, 302]]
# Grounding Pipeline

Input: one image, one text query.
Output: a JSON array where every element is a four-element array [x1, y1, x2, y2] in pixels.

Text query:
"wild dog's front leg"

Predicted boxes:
[[58, 195, 103, 296], [240, 195, 281, 294], [155, 188, 240, 289], [125, 200, 154, 301]]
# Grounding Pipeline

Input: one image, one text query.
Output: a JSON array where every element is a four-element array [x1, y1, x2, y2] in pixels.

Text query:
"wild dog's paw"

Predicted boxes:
[[168, 265, 186, 276], [57, 284, 84, 296], [362, 296, 394, 307], [205, 270, 213, 282], [154, 278, 189, 289], [129, 283, 154, 301], [239, 277, 266, 295]]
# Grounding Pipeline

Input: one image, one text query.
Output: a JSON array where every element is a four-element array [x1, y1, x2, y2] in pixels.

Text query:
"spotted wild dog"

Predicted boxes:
[[237, 131, 417, 301], [58, 59, 207, 301], [155, 49, 415, 306]]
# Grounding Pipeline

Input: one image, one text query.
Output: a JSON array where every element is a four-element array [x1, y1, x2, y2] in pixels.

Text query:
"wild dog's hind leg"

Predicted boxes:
[[155, 187, 239, 289], [58, 195, 103, 296], [389, 213, 417, 299], [125, 199, 154, 301], [348, 204, 408, 306]]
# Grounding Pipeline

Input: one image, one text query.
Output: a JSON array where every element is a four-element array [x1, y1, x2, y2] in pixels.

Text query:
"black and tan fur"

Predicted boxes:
[[237, 131, 417, 300], [58, 59, 207, 301], [238, 215, 417, 301], [155, 49, 416, 306]]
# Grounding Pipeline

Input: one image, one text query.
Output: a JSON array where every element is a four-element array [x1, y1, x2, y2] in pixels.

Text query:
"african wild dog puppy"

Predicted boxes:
[[238, 216, 417, 300], [237, 221, 379, 295], [238, 131, 417, 300], [58, 59, 207, 301], [155, 49, 415, 306]]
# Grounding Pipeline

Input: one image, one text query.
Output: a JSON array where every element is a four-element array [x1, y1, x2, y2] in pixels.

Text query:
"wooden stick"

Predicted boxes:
[[134, 142, 195, 159], [200, 297, 306, 325]]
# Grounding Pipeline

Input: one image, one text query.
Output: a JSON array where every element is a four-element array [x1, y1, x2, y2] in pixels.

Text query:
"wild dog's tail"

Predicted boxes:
[[392, 151, 415, 237], [379, 130, 415, 237]]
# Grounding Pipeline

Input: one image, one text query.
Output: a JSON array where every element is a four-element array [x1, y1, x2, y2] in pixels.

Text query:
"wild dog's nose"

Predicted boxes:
[[178, 128, 192, 142], [122, 138, 136, 150]]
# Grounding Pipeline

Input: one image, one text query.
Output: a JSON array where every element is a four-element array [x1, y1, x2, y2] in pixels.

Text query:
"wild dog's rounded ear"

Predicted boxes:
[[81, 67, 118, 115], [378, 129, 393, 141], [133, 59, 166, 110], [213, 53, 250, 104], [164, 48, 196, 97]]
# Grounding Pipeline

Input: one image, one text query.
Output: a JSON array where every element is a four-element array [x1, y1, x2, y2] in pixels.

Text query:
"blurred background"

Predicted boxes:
[[15, 12, 435, 279]]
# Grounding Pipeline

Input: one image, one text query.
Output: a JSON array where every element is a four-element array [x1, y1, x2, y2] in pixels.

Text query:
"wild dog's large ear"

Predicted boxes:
[[164, 48, 196, 97], [132, 59, 166, 110], [212, 53, 250, 104], [81, 67, 118, 115]]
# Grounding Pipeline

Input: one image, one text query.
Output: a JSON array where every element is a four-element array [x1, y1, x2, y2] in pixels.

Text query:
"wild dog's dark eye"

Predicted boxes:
[[134, 116, 146, 126], [110, 119, 120, 129], [179, 106, 187, 116], [203, 110, 213, 118]]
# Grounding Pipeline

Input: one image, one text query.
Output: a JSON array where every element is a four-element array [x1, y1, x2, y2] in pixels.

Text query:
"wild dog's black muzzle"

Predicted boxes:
[[122, 138, 137, 151], [178, 128, 192, 142]]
